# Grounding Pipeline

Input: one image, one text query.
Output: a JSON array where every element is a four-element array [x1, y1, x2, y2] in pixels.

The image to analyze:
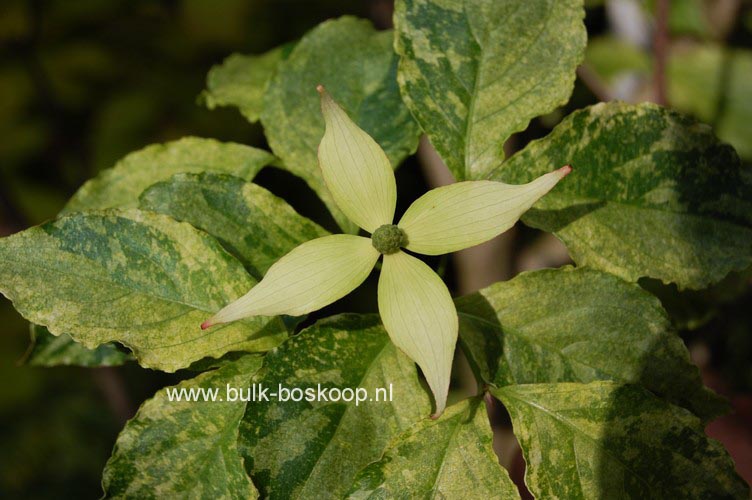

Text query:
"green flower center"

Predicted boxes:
[[371, 224, 407, 254]]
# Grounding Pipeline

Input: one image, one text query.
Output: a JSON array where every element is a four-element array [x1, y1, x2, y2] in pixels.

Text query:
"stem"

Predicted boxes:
[[653, 0, 670, 105], [92, 367, 134, 426], [577, 64, 613, 102]]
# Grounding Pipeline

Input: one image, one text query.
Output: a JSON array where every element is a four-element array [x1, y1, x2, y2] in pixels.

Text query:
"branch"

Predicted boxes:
[[577, 64, 613, 102], [653, 0, 670, 105]]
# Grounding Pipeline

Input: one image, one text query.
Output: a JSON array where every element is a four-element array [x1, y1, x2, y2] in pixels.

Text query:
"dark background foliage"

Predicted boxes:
[[0, 0, 750, 497]]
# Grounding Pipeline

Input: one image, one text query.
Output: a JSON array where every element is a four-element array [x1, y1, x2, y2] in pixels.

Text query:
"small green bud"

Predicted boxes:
[[371, 224, 407, 254]]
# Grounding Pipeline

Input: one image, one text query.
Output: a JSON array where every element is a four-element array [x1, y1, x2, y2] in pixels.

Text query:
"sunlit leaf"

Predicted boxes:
[[394, 0, 586, 179], [64, 137, 275, 213], [0, 209, 286, 371], [490, 102, 752, 289], [139, 172, 329, 280], [201, 44, 293, 123], [103, 355, 263, 499]]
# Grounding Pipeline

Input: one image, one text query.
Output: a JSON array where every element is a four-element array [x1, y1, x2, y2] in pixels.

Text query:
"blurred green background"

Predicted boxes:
[[0, 0, 750, 498]]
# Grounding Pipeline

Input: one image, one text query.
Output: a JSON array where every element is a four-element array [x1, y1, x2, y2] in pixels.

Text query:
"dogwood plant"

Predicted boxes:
[[202, 86, 571, 415], [1, 2, 750, 497]]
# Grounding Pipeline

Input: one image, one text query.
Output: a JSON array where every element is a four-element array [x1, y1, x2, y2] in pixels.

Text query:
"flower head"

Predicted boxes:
[[202, 86, 571, 416]]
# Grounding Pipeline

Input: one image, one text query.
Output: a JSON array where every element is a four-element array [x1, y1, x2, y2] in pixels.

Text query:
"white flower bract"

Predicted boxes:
[[203, 86, 571, 416]]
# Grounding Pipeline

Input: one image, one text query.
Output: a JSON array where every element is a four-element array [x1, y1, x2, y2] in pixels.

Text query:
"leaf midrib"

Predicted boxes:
[[462, 0, 552, 178], [499, 387, 657, 495]]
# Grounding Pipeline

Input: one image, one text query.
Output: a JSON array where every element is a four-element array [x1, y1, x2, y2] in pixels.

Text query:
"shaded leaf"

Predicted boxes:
[[490, 102, 752, 289], [261, 16, 420, 233], [640, 267, 752, 331], [0, 209, 286, 372], [239, 314, 431, 499], [201, 44, 293, 123], [26, 324, 132, 367], [493, 382, 749, 498], [347, 397, 519, 499], [102, 355, 263, 499], [64, 137, 275, 213], [394, 0, 586, 180], [456, 266, 727, 421], [139, 172, 328, 280]]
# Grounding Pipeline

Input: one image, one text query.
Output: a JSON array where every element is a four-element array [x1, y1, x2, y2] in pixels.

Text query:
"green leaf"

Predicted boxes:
[[102, 355, 263, 499], [0, 209, 286, 372], [201, 44, 293, 123], [25, 324, 132, 367], [456, 266, 727, 421], [669, 45, 752, 160], [490, 102, 752, 289], [347, 397, 519, 499], [239, 314, 431, 499], [139, 172, 329, 280], [64, 137, 275, 214], [261, 16, 420, 233], [394, 0, 586, 180], [493, 382, 749, 498]]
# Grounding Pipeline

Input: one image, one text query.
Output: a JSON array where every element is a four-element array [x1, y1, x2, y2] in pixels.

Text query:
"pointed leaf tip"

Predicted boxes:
[[200, 319, 213, 330], [316, 84, 325, 94]]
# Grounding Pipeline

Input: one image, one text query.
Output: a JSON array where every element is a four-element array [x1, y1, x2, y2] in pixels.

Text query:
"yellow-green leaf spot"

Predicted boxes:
[[0, 210, 286, 372], [371, 224, 408, 254], [394, 0, 586, 180], [347, 398, 519, 499], [490, 102, 752, 289]]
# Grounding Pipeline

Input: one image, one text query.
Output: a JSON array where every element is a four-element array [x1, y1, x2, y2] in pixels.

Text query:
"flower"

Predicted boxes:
[[201, 86, 571, 416]]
